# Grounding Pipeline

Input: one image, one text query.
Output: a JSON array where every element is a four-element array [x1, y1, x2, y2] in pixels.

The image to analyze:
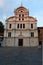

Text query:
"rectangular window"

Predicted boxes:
[[31, 24, 33, 28], [9, 24, 11, 28], [8, 32, 11, 37], [23, 24, 25, 28], [31, 32, 34, 37], [20, 24, 22, 28]]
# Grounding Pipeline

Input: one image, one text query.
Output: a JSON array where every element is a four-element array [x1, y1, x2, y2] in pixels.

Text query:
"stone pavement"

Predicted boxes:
[[0, 47, 42, 65]]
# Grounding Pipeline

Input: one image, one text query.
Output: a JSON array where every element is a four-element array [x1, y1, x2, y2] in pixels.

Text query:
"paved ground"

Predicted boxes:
[[0, 47, 42, 65]]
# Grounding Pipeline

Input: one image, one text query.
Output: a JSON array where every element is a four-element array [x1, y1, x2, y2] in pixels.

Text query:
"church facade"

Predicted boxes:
[[2, 6, 38, 47]]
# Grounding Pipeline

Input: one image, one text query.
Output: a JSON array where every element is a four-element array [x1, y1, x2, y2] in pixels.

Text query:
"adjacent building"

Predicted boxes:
[[2, 6, 38, 47], [0, 33, 4, 46], [38, 27, 43, 46]]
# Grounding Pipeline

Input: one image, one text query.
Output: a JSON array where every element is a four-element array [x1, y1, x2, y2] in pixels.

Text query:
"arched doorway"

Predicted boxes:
[[18, 39, 23, 46]]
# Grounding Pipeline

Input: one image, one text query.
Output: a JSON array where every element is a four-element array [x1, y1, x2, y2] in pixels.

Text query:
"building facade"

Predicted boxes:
[[2, 6, 38, 47], [38, 27, 43, 46]]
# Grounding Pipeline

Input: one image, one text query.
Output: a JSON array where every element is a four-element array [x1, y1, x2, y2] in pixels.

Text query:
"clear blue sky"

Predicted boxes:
[[0, 0, 43, 27]]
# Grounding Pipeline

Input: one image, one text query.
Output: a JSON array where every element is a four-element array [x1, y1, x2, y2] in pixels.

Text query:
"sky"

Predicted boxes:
[[0, 0, 43, 27]]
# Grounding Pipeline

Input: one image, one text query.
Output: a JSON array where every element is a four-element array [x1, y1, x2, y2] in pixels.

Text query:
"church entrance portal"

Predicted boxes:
[[18, 39, 23, 46]]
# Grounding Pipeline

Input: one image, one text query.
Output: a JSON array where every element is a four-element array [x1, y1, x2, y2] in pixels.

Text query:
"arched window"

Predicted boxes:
[[23, 24, 25, 28], [19, 14, 21, 17], [22, 14, 24, 17], [9, 24, 11, 28], [31, 32, 34, 37], [22, 18, 24, 21], [8, 32, 11, 37], [31, 24, 33, 28], [20, 24, 22, 28], [17, 24, 19, 28], [19, 18, 21, 21]]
